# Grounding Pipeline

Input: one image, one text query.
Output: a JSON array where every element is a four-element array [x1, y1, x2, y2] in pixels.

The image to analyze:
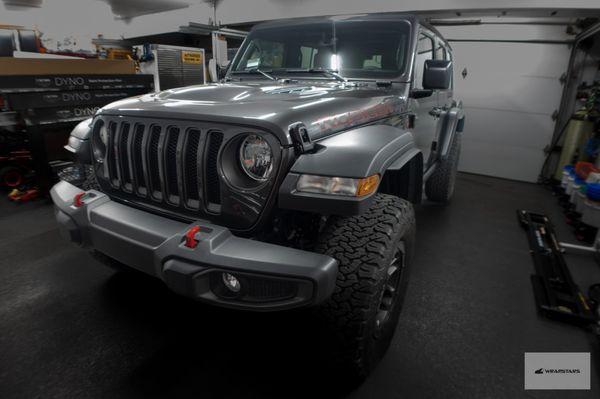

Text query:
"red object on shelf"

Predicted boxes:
[[8, 188, 39, 203], [184, 226, 201, 248], [575, 162, 599, 180]]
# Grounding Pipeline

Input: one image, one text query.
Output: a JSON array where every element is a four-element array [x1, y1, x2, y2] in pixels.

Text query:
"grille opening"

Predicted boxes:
[[94, 117, 273, 228], [164, 127, 180, 204], [107, 122, 119, 187], [147, 125, 163, 200], [119, 123, 132, 191], [205, 130, 223, 211], [132, 124, 147, 196], [183, 129, 201, 208]]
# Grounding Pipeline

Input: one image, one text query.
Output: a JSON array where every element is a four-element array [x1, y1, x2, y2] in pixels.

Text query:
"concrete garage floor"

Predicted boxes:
[[1, 173, 599, 398]]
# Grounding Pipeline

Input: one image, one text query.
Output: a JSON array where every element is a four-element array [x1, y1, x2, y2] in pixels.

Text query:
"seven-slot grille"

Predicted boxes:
[[98, 118, 223, 213]]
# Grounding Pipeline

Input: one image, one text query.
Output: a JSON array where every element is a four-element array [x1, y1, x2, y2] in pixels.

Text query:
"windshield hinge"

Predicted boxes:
[[289, 122, 314, 154]]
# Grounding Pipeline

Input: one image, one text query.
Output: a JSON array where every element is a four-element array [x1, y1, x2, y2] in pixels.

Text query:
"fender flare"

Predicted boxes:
[[278, 124, 422, 216], [65, 118, 93, 164], [438, 102, 465, 162]]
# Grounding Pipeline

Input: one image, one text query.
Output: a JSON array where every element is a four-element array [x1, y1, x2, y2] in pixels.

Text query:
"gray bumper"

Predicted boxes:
[[51, 180, 338, 311]]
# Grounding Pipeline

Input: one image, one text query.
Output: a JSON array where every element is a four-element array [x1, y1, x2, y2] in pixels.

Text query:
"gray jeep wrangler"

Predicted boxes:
[[52, 14, 464, 379]]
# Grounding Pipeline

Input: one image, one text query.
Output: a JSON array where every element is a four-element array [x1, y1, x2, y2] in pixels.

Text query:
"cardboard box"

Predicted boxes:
[[0, 58, 136, 76]]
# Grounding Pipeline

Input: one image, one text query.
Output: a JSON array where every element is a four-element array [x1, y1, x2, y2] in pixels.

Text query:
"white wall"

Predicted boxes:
[[437, 23, 572, 182]]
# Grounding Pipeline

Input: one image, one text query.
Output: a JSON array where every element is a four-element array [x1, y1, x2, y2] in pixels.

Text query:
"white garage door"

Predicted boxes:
[[449, 42, 571, 182]]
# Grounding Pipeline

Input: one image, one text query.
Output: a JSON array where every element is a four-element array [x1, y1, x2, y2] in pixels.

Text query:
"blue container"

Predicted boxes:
[[586, 183, 600, 201]]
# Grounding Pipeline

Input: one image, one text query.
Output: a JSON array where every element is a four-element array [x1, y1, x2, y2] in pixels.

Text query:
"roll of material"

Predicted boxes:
[[554, 119, 594, 180]]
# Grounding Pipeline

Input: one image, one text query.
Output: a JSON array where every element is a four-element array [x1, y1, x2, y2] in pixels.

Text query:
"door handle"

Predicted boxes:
[[429, 106, 449, 117], [429, 107, 443, 117]]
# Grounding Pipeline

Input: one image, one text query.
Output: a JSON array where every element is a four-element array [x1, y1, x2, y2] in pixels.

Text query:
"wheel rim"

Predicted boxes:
[[374, 240, 406, 338], [3, 170, 23, 187]]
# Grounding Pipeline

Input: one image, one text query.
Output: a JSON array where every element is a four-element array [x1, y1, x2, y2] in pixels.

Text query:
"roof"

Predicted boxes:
[[252, 13, 419, 30]]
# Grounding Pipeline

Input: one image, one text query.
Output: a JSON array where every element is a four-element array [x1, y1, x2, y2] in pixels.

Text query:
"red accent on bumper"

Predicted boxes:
[[73, 192, 86, 207], [184, 225, 201, 248]]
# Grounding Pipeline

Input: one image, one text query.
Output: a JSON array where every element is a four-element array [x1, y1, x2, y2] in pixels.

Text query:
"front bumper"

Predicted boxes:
[[51, 180, 338, 311]]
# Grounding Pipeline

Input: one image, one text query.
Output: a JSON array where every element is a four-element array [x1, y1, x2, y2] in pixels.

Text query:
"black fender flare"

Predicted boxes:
[[278, 124, 422, 216], [438, 102, 465, 163]]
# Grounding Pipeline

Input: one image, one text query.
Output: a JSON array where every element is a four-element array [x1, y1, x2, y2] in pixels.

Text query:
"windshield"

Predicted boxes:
[[230, 19, 411, 80]]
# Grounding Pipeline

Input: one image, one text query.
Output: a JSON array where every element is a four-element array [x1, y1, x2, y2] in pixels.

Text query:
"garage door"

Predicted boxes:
[[448, 42, 571, 182]]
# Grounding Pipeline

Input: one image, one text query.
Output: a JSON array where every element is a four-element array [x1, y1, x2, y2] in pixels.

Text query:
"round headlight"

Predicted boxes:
[[93, 124, 108, 163], [239, 134, 273, 181], [99, 125, 109, 146]]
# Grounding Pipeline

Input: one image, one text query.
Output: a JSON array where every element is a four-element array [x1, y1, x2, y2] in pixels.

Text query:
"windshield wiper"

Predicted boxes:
[[232, 68, 277, 81], [284, 68, 347, 82]]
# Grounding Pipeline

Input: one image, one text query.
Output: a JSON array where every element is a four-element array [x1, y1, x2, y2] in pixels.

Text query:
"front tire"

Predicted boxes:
[[315, 194, 415, 381]]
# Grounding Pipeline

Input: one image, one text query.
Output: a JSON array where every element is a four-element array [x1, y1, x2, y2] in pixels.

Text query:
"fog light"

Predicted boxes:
[[222, 273, 241, 292]]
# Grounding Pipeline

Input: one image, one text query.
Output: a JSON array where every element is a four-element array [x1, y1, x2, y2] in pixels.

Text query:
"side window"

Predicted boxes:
[[413, 31, 434, 90]]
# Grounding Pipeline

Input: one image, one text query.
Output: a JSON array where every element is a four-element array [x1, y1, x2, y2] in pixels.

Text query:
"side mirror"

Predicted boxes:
[[423, 59, 452, 90]]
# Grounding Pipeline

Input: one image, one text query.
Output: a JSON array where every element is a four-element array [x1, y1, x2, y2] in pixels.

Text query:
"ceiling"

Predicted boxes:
[[1, 0, 207, 18], [99, 0, 194, 19]]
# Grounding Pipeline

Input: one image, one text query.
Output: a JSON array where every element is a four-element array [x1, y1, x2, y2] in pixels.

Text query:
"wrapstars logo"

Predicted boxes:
[[534, 368, 581, 374], [35, 78, 52, 87]]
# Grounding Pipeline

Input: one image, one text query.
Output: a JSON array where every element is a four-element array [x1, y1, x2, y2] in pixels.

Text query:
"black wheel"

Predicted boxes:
[[425, 131, 462, 203], [0, 166, 24, 188], [315, 193, 415, 381]]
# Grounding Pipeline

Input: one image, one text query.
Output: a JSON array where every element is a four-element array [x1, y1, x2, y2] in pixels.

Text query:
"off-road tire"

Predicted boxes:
[[425, 131, 462, 203], [315, 193, 415, 381], [0, 166, 24, 188]]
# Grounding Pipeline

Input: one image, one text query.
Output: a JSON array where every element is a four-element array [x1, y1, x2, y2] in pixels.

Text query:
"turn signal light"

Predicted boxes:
[[356, 174, 380, 197], [296, 173, 380, 197]]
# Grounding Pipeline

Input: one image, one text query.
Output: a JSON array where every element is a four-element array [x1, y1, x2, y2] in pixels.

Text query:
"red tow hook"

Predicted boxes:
[[73, 192, 86, 207], [184, 225, 201, 248]]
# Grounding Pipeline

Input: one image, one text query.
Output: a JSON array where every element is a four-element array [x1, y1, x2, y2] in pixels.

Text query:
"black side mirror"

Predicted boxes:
[[423, 59, 452, 90]]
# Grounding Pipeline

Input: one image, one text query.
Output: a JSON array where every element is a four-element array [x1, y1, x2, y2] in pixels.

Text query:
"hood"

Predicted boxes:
[[98, 81, 409, 144]]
